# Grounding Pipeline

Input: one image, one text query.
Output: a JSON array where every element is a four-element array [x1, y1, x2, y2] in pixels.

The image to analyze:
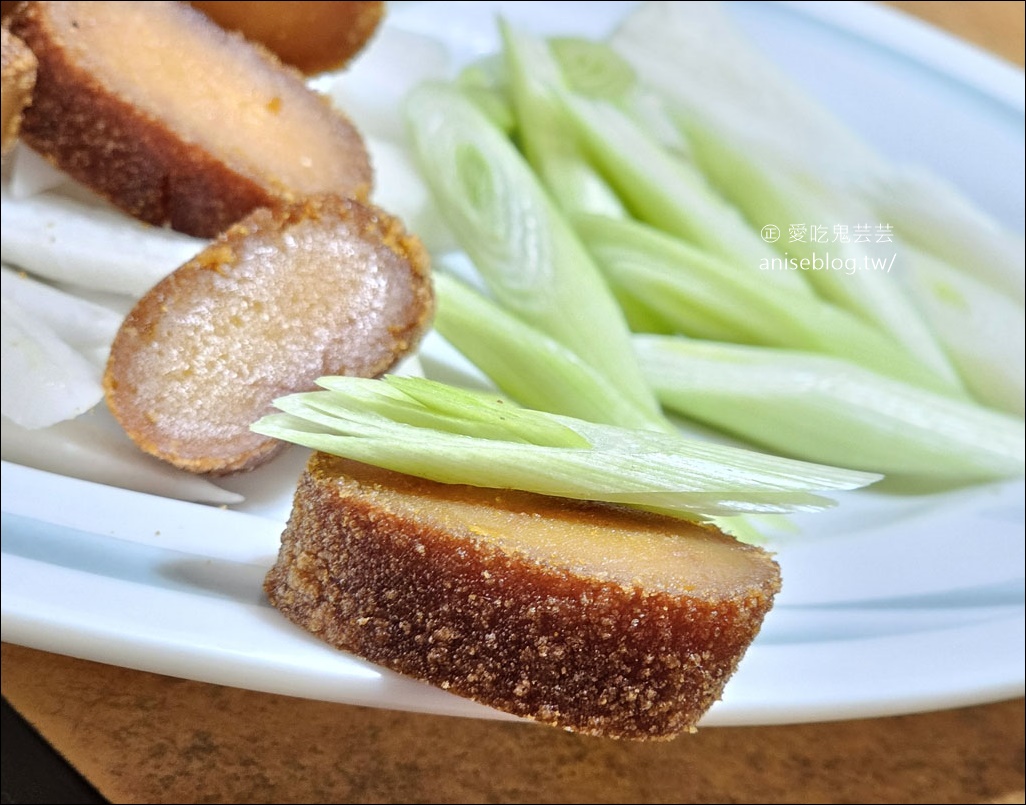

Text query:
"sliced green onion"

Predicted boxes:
[[576, 213, 965, 396], [252, 375, 880, 520], [678, 119, 964, 390], [610, 1, 1020, 409], [403, 81, 663, 422], [858, 167, 1025, 303], [455, 56, 516, 135], [559, 92, 813, 298], [315, 370, 589, 448], [636, 335, 1025, 479], [610, 2, 880, 183], [898, 246, 1025, 416], [613, 3, 1023, 308], [501, 21, 625, 219], [432, 271, 672, 431], [548, 36, 637, 102], [548, 34, 692, 159]]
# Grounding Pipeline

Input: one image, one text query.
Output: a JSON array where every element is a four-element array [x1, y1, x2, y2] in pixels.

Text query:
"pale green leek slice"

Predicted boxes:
[[559, 92, 813, 298], [403, 81, 663, 423], [898, 246, 1025, 417], [576, 213, 964, 396], [548, 35, 636, 102], [858, 167, 1025, 303], [610, 1, 1021, 409], [501, 21, 625, 219], [610, 2, 881, 183], [432, 271, 670, 431], [252, 375, 879, 520], [455, 57, 516, 135], [636, 335, 1025, 480], [548, 35, 693, 159], [312, 371, 589, 448], [678, 118, 964, 391], [612, 2, 1024, 307]]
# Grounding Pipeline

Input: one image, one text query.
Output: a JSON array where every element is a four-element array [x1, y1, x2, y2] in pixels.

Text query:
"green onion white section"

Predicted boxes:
[[404, 81, 666, 427], [610, 1, 1023, 411], [253, 375, 879, 519], [575, 214, 961, 395], [432, 272, 667, 431], [501, 22, 626, 219], [636, 336, 1025, 480]]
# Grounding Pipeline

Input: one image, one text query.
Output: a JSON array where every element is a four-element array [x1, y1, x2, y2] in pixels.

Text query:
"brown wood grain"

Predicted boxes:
[[886, 1, 1025, 66], [2, 643, 1024, 804]]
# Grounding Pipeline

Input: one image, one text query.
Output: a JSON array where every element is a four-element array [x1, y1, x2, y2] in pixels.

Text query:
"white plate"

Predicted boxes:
[[2, 1, 1023, 727]]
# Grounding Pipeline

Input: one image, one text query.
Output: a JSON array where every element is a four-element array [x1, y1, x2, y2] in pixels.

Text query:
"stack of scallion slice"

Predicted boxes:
[[255, 4, 1024, 532]]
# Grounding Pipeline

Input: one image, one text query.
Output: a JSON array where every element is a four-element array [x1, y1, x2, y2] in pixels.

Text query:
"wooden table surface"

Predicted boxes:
[[3, 3, 1024, 803]]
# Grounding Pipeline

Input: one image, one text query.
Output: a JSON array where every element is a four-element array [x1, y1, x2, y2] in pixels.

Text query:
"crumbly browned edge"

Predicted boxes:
[[264, 453, 782, 740], [6, 1, 371, 237], [1, 25, 37, 155], [103, 195, 434, 475]]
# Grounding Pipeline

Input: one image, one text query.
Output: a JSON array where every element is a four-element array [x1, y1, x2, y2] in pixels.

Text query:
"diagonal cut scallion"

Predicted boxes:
[[677, 119, 965, 391], [609, 1, 1023, 412], [404, 80, 665, 427], [252, 375, 880, 520], [500, 21, 626, 220], [635, 335, 1025, 480], [575, 213, 966, 396], [432, 271, 670, 431]]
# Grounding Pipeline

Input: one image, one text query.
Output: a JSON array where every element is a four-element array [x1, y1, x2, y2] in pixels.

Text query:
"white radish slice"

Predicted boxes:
[[1, 264, 123, 351], [1, 413, 244, 505], [1, 295, 104, 428], [0, 182, 205, 296]]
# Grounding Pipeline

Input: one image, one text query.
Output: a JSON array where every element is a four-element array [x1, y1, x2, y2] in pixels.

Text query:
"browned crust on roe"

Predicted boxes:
[[103, 195, 434, 475], [7, 2, 372, 237], [264, 454, 782, 740], [1, 26, 37, 155]]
